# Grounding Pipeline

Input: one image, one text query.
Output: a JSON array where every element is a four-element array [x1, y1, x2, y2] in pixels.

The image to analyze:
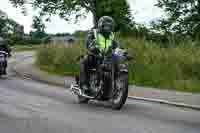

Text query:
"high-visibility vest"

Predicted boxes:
[[93, 29, 114, 52]]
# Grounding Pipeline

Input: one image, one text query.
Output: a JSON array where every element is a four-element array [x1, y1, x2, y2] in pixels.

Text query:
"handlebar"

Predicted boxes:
[[87, 49, 134, 61], [0, 51, 12, 58], [0, 51, 8, 55]]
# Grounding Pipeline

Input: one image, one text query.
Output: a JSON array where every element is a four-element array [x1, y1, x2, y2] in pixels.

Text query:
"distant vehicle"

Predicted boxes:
[[0, 51, 8, 76]]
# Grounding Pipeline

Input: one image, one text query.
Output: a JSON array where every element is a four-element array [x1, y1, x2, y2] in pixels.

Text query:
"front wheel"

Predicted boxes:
[[112, 74, 128, 110], [77, 95, 89, 104]]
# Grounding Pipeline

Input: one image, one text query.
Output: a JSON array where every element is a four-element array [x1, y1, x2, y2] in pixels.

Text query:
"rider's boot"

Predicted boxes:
[[81, 84, 95, 96], [81, 85, 89, 94], [3, 61, 7, 75]]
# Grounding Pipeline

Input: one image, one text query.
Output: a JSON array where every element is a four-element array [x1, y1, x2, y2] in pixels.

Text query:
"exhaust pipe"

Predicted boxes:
[[70, 84, 81, 96], [70, 84, 95, 99]]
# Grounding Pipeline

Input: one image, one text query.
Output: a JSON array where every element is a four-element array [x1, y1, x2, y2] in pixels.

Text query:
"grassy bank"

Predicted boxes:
[[36, 40, 200, 93], [36, 44, 85, 76]]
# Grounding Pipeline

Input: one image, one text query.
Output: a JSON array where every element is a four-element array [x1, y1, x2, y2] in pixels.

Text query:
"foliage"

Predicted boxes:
[[30, 31, 47, 40], [53, 33, 71, 37], [36, 43, 86, 76], [32, 16, 45, 32], [0, 9, 19, 37], [156, 0, 200, 38], [9, 0, 134, 31], [72, 30, 87, 39], [0, 10, 8, 37], [8, 35, 42, 46], [36, 38, 200, 92], [117, 24, 170, 47], [95, 0, 134, 31], [121, 38, 200, 92], [0, 10, 23, 38], [30, 15, 47, 39]]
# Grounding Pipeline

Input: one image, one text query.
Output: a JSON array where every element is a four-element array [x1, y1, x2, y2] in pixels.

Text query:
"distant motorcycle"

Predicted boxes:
[[0, 51, 8, 76], [69, 48, 133, 110]]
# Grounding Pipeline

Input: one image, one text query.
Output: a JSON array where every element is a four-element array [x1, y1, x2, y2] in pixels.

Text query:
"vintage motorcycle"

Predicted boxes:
[[70, 48, 133, 110], [0, 51, 8, 76]]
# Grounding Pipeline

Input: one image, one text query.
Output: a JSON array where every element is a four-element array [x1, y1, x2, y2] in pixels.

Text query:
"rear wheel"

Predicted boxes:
[[0, 62, 3, 76], [112, 73, 128, 110]]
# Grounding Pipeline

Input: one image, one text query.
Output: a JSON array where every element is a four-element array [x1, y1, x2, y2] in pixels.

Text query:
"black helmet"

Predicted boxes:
[[98, 16, 114, 35]]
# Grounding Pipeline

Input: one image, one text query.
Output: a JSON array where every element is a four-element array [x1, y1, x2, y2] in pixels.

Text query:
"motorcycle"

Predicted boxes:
[[0, 51, 8, 76], [69, 48, 133, 110]]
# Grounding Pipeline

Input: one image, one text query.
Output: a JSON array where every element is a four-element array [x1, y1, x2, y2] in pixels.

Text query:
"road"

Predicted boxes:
[[0, 52, 199, 133]]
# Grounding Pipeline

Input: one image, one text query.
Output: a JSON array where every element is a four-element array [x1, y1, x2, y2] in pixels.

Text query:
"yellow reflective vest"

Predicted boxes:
[[93, 29, 114, 52]]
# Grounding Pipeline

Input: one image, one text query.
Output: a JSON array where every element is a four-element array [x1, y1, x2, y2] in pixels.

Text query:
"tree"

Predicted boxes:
[[32, 16, 45, 33], [9, 0, 133, 31], [72, 30, 87, 39], [156, 0, 200, 38], [0, 10, 9, 37], [96, 0, 133, 31], [0, 9, 24, 38], [54, 33, 71, 37], [30, 16, 47, 39]]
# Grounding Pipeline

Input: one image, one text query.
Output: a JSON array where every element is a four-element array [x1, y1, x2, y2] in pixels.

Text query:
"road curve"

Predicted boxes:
[[0, 52, 199, 133]]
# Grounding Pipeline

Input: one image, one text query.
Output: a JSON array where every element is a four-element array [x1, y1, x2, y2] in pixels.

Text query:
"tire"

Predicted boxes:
[[77, 95, 89, 104], [0, 62, 3, 76], [112, 73, 128, 110]]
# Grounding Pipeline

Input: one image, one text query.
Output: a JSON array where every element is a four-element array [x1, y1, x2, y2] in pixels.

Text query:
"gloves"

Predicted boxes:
[[114, 48, 127, 56], [89, 45, 100, 55]]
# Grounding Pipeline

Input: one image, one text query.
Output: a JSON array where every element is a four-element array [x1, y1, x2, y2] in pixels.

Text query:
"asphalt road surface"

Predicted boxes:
[[0, 52, 199, 133]]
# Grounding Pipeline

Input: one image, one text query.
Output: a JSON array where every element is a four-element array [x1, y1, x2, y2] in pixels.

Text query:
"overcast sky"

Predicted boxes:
[[0, 0, 163, 34]]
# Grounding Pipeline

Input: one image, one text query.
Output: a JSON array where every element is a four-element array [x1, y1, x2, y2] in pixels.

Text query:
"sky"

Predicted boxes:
[[0, 0, 164, 34]]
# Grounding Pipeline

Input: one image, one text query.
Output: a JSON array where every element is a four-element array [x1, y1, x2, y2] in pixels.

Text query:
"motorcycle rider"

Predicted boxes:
[[0, 37, 11, 75], [80, 16, 119, 95]]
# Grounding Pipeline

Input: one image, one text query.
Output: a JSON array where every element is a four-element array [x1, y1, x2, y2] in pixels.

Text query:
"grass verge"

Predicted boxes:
[[12, 45, 42, 52]]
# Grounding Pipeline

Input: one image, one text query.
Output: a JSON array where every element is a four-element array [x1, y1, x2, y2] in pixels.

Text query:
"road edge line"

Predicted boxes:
[[128, 96, 200, 111]]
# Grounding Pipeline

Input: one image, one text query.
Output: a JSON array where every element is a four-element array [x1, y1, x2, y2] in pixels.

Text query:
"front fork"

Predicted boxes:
[[111, 59, 118, 98]]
